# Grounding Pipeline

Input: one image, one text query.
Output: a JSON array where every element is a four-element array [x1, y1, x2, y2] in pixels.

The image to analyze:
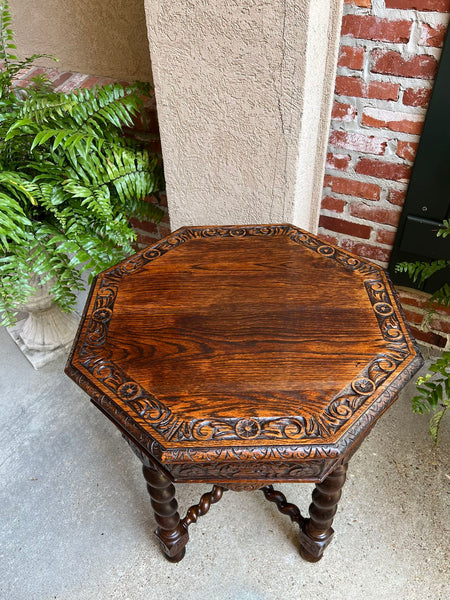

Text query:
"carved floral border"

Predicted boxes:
[[71, 224, 423, 455]]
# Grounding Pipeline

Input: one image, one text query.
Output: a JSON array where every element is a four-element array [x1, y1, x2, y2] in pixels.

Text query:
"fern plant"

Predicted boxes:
[[396, 220, 450, 443], [0, 0, 164, 326]]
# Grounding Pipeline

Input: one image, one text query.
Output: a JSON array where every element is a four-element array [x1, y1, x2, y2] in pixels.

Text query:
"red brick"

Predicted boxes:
[[159, 192, 167, 206], [13, 66, 35, 81], [362, 107, 424, 135], [335, 76, 400, 100], [341, 239, 391, 262], [56, 73, 90, 93], [397, 290, 450, 319], [356, 158, 412, 182], [98, 77, 116, 87], [385, 0, 450, 11], [338, 46, 364, 70], [350, 203, 402, 226], [436, 304, 450, 317], [397, 140, 419, 162], [318, 233, 339, 245], [430, 317, 450, 335], [329, 130, 387, 155], [142, 193, 166, 207], [50, 71, 74, 90], [321, 195, 346, 213], [372, 49, 438, 80], [326, 152, 351, 171], [159, 213, 170, 226], [158, 224, 172, 238], [397, 289, 430, 310], [136, 232, 159, 248], [324, 175, 380, 200], [79, 75, 104, 89], [332, 101, 357, 121], [368, 80, 399, 101], [33, 68, 60, 82], [345, 0, 372, 6], [409, 325, 447, 348], [388, 189, 407, 206], [130, 218, 158, 235], [403, 308, 425, 327], [14, 67, 48, 88], [403, 87, 432, 108], [335, 76, 364, 97], [376, 229, 397, 245], [318, 215, 372, 239], [341, 15, 412, 43], [419, 23, 447, 48]]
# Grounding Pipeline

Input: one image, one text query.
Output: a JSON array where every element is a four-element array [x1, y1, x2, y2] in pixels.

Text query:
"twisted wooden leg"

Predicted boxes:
[[298, 462, 348, 562], [142, 464, 189, 562], [181, 485, 226, 530], [261, 485, 305, 527]]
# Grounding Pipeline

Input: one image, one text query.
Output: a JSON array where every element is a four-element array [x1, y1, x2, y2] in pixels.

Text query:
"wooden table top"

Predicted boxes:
[[66, 225, 422, 481]]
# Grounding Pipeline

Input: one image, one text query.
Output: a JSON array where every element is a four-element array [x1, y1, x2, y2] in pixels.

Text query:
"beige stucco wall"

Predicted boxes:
[[144, 0, 343, 232], [10, 0, 152, 80]]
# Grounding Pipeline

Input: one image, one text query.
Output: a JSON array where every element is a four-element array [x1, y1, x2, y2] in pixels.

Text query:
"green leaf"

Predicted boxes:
[[0, 19, 164, 326]]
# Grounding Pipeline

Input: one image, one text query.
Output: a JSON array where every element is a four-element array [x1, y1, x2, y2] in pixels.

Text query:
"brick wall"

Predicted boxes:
[[12, 66, 170, 248], [319, 0, 450, 350]]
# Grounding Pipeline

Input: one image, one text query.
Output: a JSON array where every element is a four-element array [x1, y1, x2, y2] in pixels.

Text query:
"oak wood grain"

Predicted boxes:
[[65, 224, 424, 563], [66, 224, 423, 476]]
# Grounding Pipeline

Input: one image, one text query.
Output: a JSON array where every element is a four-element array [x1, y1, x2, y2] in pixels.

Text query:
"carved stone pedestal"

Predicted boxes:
[[7, 277, 79, 369]]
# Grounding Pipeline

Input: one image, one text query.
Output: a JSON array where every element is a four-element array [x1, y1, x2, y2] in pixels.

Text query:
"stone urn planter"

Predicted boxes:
[[7, 276, 79, 369]]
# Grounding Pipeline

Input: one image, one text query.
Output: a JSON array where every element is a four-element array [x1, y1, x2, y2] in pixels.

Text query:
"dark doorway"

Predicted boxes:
[[388, 29, 450, 293]]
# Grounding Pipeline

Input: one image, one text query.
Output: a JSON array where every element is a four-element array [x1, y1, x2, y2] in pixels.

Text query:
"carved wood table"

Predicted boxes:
[[65, 224, 423, 563]]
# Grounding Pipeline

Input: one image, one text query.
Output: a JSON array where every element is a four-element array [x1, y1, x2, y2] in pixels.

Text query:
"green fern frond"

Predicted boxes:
[[0, 10, 164, 326], [437, 219, 450, 238], [0, 1, 55, 94], [429, 283, 450, 308], [0, 0, 15, 66], [429, 398, 450, 444], [131, 198, 164, 224], [396, 215, 450, 443], [0, 192, 32, 249], [395, 259, 450, 287], [71, 84, 143, 132], [18, 92, 77, 124], [412, 352, 450, 443]]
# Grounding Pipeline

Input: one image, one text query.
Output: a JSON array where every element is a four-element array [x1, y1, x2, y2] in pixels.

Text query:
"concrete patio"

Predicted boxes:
[[0, 326, 448, 600]]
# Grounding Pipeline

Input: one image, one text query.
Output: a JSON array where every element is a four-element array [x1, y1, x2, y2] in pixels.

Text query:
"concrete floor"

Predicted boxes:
[[0, 326, 449, 600]]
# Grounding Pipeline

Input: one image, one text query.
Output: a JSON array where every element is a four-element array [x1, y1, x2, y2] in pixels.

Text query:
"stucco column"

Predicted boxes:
[[144, 0, 343, 232]]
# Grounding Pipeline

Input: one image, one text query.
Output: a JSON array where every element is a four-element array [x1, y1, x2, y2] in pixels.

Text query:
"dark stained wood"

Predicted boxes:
[[142, 463, 188, 562], [299, 461, 349, 562], [181, 486, 226, 530], [65, 223, 423, 562], [261, 485, 305, 527]]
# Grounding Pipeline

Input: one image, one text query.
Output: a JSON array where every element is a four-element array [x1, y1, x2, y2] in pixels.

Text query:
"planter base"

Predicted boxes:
[[7, 309, 79, 370]]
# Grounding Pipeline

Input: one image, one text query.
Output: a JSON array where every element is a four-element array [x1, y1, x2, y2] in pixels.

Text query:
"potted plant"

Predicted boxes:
[[0, 1, 164, 365], [396, 220, 450, 443]]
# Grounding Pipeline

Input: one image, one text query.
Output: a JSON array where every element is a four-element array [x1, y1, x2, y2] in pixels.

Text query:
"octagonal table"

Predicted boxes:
[[65, 224, 423, 563]]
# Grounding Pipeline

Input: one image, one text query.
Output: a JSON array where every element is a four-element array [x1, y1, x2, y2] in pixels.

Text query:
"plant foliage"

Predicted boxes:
[[412, 352, 450, 444], [396, 221, 450, 443], [0, 0, 164, 325]]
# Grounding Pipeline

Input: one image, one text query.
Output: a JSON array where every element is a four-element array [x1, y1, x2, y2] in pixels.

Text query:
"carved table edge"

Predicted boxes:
[[65, 349, 423, 487]]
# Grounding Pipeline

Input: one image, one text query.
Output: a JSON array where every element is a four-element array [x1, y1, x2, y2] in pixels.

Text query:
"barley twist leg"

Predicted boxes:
[[181, 485, 226, 530], [142, 464, 189, 562], [298, 462, 348, 562]]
